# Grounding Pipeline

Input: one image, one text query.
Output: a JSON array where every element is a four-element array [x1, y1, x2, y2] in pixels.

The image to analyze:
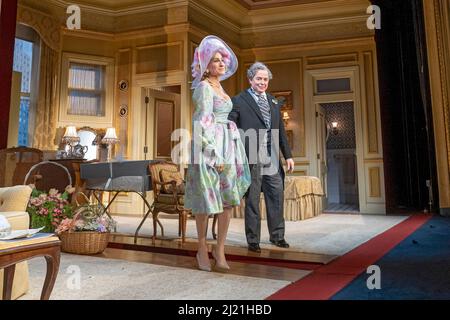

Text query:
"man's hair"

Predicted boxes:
[[247, 62, 273, 80]]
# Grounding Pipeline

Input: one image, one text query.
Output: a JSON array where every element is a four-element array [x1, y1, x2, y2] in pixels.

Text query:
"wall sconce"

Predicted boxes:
[[282, 111, 290, 126], [101, 127, 119, 162], [331, 121, 339, 135], [61, 126, 80, 158]]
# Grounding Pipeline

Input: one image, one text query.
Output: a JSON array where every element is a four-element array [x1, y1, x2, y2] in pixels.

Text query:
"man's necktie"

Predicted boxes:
[[254, 91, 272, 157], [256, 93, 271, 129]]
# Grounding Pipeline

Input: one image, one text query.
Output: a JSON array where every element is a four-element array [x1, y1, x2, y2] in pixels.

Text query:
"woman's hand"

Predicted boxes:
[[215, 164, 224, 173]]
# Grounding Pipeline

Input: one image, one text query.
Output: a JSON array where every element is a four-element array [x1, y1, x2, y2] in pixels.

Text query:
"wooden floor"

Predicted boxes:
[[100, 233, 338, 282], [97, 247, 311, 282], [110, 233, 337, 264]]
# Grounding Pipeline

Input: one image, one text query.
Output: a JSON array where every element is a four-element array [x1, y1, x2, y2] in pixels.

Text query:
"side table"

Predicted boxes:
[[0, 237, 61, 300]]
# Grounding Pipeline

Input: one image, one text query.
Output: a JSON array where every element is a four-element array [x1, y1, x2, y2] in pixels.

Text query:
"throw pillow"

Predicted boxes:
[[160, 169, 185, 194]]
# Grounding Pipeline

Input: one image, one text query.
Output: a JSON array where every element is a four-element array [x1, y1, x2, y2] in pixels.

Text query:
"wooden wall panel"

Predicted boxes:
[[115, 49, 132, 159], [363, 51, 379, 154], [369, 166, 381, 198], [136, 42, 183, 74]]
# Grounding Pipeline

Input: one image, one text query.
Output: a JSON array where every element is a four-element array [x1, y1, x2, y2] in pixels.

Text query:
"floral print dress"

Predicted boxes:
[[185, 81, 251, 215]]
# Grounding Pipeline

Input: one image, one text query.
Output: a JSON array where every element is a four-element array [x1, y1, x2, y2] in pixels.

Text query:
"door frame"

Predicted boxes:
[[305, 66, 371, 213]]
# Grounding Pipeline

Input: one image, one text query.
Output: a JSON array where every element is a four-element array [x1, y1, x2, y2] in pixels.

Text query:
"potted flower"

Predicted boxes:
[[27, 186, 75, 232], [55, 193, 117, 255]]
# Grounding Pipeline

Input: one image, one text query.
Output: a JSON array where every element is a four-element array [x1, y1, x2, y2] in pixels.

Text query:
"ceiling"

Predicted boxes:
[[234, 0, 332, 10], [51, 0, 331, 11]]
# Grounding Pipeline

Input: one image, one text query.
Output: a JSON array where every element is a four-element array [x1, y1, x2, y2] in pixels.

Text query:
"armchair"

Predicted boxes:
[[0, 185, 33, 299], [148, 161, 217, 243], [0, 147, 43, 187], [148, 161, 189, 243]]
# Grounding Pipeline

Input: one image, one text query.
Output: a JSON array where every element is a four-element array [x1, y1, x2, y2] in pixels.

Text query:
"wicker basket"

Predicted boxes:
[[59, 231, 110, 255]]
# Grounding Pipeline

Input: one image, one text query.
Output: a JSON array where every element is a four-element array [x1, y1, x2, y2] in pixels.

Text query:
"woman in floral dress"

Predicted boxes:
[[185, 35, 251, 272]]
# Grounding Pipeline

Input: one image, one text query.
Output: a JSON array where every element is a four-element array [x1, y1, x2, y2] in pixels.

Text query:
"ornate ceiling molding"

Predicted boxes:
[[19, 0, 373, 48], [234, 0, 332, 10], [45, 0, 188, 16]]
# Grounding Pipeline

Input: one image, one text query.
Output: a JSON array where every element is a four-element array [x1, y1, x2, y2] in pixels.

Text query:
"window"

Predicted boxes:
[[59, 53, 114, 127], [13, 38, 33, 146], [316, 78, 351, 94], [68, 63, 106, 116]]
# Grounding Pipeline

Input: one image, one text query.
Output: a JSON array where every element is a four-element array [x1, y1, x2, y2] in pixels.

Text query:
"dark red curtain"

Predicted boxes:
[[0, 0, 18, 149]]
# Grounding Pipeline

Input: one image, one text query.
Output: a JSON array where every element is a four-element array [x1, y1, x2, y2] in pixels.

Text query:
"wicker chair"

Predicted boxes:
[[0, 147, 43, 187]]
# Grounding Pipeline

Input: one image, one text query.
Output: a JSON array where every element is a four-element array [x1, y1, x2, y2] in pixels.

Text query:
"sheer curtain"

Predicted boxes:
[[68, 63, 104, 116], [32, 40, 58, 150]]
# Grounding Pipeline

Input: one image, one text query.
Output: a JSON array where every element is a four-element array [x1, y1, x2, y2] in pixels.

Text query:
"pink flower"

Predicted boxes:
[[39, 207, 49, 216], [201, 114, 214, 127], [55, 218, 74, 234], [208, 189, 216, 203]]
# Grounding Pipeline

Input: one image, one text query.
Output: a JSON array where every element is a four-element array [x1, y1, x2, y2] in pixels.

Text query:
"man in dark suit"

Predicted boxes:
[[228, 62, 295, 253]]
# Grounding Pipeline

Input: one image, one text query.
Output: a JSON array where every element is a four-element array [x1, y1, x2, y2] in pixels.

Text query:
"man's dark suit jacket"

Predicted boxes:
[[228, 89, 293, 164]]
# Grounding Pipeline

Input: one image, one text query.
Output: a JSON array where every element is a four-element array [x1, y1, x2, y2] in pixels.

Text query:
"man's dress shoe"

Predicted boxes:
[[270, 239, 290, 248], [248, 243, 261, 253]]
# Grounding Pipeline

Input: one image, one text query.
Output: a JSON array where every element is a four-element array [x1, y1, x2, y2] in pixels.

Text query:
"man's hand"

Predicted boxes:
[[286, 158, 295, 173]]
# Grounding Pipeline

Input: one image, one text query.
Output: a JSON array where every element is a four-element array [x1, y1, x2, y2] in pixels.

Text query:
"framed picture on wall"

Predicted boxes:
[[272, 90, 293, 111], [286, 130, 294, 149]]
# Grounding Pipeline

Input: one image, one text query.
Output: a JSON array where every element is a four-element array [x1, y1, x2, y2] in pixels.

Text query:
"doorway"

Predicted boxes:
[[142, 85, 181, 161], [320, 102, 359, 212], [305, 66, 375, 213]]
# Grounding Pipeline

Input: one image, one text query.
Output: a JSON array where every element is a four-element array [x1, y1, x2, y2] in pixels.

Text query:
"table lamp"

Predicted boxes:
[[61, 126, 80, 158], [101, 127, 119, 161]]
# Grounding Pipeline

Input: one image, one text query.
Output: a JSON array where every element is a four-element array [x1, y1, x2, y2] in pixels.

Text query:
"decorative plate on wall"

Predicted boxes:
[[119, 105, 128, 118], [118, 80, 129, 92]]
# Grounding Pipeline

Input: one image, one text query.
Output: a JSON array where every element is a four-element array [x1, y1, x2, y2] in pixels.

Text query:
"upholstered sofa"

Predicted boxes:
[[0, 185, 32, 299]]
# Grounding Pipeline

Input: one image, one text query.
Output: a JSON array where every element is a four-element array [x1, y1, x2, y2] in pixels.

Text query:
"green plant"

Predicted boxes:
[[27, 187, 74, 232]]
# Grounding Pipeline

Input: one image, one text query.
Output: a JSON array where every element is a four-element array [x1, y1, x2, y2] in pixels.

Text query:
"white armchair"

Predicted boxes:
[[0, 185, 32, 299]]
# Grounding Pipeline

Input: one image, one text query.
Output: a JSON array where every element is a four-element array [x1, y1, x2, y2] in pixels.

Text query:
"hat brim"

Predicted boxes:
[[197, 35, 238, 83]]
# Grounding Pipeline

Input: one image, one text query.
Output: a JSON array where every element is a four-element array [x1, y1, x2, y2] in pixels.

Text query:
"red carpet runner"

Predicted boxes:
[[267, 214, 432, 300]]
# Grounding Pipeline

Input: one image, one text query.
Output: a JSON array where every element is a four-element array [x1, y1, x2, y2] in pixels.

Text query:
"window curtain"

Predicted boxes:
[[32, 40, 59, 150]]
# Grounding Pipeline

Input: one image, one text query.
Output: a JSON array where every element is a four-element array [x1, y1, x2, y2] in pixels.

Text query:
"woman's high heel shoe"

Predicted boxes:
[[212, 249, 230, 272], [196, 252, 211, 272]]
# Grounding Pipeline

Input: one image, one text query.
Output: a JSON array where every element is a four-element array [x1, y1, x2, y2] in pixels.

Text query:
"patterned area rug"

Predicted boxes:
[[20, 253, 290, 300]]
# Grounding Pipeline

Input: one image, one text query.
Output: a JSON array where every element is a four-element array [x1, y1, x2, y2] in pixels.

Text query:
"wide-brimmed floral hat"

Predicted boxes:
[[191, 35, 238, 89]]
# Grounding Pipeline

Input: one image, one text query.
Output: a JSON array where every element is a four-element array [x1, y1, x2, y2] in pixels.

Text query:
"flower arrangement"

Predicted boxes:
[[27, 186, 75, 233], [55, 193, 117, 255], [55, 194, 116, 235]]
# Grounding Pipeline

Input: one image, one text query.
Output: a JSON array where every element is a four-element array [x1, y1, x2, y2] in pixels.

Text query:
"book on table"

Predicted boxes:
[[0, 227, 54, 241]]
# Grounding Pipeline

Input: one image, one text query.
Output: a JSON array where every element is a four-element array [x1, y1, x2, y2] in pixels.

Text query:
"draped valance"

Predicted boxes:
[[17, 5, 61, 52]]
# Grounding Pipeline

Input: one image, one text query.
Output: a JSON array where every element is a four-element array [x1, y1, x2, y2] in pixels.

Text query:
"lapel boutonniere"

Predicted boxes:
[[272, 98, 278, 105]]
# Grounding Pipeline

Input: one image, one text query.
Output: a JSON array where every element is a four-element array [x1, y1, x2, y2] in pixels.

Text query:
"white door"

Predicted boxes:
[[316, 104, 328, 208]]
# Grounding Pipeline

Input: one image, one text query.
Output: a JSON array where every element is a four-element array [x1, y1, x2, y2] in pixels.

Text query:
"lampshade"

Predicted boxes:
[[101, 127, 119, 145], [331, 121, 338, 128], [282, 112, 290, 121], [61, 126, 80, 144], [63, 126, 78, 138]]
